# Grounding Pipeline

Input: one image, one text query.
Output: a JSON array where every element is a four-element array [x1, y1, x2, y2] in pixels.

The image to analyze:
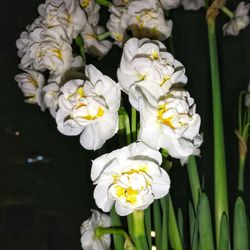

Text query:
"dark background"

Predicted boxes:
[[0, 0, 249, 249]]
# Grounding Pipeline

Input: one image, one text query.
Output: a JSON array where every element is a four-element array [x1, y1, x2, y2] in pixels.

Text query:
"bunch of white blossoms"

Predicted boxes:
[[15, 0, 113, 116], [118, 38, 202, 163]]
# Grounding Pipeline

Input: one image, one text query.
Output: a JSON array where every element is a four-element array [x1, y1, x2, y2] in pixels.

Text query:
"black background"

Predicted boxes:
[[0, 0, 249, 249]]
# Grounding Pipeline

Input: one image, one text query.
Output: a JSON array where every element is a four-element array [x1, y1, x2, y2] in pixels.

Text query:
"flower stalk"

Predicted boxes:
[[206, 0, 229, 247], [132, 210, 149, 250], [95, 0, 111, 7], [74, 35, 86, 64], [220, 6, 234, 19]]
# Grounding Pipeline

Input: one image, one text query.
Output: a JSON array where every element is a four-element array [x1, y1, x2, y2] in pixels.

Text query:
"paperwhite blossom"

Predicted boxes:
[[38, 0, 87, 39], [158, 0, 181, 10], [107, 5, 128, 46], [181, 0, 205, 10], [81, 25, 112, 58], [43, 76, 61, 117], [117, 38, 187, 110], [56, 64, 121, 150], [79, 0, 100, 26], [80, 209, 111, 250], [223, 2, 250, 36], [91, 142, 170, 216], [15, 69, 45, 110], [245, 82, 250, 107], [122, 0, 173, 41], [139, 89, 202, 163]]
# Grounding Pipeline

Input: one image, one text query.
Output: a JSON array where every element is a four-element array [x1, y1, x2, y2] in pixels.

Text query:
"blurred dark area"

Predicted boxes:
[[0, 0, 249, 249]]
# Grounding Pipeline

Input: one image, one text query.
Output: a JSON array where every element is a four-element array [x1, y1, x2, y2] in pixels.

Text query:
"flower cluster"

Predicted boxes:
[[117, 38, 202, 163]]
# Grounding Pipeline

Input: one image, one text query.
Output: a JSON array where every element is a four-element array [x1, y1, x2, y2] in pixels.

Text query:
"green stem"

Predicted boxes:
[[131, 107, 137, 141], [97, 31, 110, 41], [96, 227, 134, 248], [95, 0, 111, 7], [132, 211, 149, 250], [238, 154, 246, 191], [187, 156, 201, 209], [207, 18, 229, 248], [74, 35, 86, 64], [220, 6, 234, 19]]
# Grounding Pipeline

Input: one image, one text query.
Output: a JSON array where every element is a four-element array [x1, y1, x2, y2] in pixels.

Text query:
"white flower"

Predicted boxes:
[[181, 0, 205, 10], [80, 209, 111, 250], [122, 0, 173, 41], [223, 2, 250, 36], [27, 38, 73, 76], [107, 5, 128, 46], [79, 0, 101, 26], [139, 89, 202, 163], [245, 82, 250, 107], [91, 142, 170, 216], [56, 64, 121, 150], [158, 0, 181, 10], [43, 76, 61, 117], [15, 69, 45, 110], [112, 0, 131, 6], [117, 38, 187, 110], [81, 25, 112, 58], [38, 0, 87, 39]]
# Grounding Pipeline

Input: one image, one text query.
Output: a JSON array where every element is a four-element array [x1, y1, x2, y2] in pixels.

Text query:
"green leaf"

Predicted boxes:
[[168, 196, 183, 250], [160, 196, 169, 250], [110, 207, 124, 250], [218, 213, 230, 250], [153, 200, 162, 250], [118, 107, 131, 145], [189, 201, 197, 250], [145, 206, 152, 250], [234, 197, 249, 250], [178, 208, 184, 244], [197, 193, 214, 250]]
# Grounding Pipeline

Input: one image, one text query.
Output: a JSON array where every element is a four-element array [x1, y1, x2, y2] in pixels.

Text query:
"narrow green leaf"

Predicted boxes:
[[234, 197, 249, 250], [218, 213, 230, 250], [168, 196, 183, 250], [145, 206, 152, 250], [160, 196, 169, 250], [189, 201, 196, 249], [110, 207, 124, 250], [153, 200, 162, 250], [178, 208, 184, 244], [197, 193, 214, 250], [192, 207, 199, 250]]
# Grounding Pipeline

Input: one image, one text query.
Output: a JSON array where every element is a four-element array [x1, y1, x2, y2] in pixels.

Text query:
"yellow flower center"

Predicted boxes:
[[158, 104, 175, 128], [80, 0, 89, 8], [115, 186, 139, 205]]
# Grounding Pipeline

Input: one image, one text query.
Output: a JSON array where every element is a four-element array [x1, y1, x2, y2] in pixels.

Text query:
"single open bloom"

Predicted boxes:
[[91, 142, 170, 216], [56, 64, 121, 150], [80, 209, 111, 250], [223, 2, 250, 36], [138, 88, 202, 164]]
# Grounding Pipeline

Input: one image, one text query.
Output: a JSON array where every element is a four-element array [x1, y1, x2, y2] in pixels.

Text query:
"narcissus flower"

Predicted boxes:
[[80, 209, 111, 250], [122, 0, 173, 41], [181, 0, 205, 10], [117, 38, 187, 110], [91, 142, 170, 216], [223, 2, 250, 36], [15, 69, 45, 110], [139, 89, 202, 164], [79, 0, 101, 26], [56, 64, 121, 150], [38, 0, 86, 39]]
